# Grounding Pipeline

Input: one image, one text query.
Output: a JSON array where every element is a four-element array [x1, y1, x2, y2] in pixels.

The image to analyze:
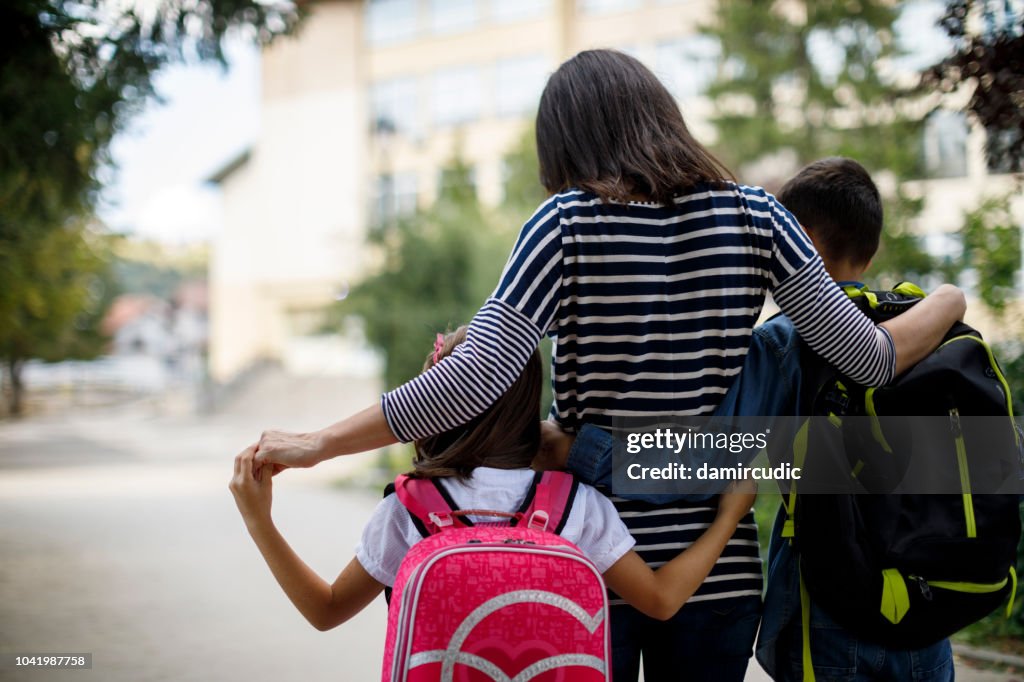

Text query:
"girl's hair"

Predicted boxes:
[[536, 49, 735, 205], [411, 326, 542, 479]]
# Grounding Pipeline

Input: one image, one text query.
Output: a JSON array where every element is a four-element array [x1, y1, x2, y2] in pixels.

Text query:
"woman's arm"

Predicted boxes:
[[761, 191, 963, 385], [230, 445, 384, 629], [255, 197, 565, 470], [256, 405, 396, 469], [601, 483, 756, 621]]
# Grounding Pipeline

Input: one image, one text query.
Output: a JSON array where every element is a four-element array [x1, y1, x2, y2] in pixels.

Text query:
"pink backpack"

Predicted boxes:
[[381, 471, 611, 682]]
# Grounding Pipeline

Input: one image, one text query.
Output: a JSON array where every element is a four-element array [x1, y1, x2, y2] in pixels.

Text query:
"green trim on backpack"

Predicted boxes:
[[891, 282, 927, 299], [880, 569, 911, 625], [799, 568, 815, 682], [782, 420, 811, 540], [925, 575, 1010, 594], [949, 408, 977, 538], [940, 335, 1019, 429], [1008, 567, 1018, 618], [910, 567, 1017, 619], [842, 284, 879, 308], [864, 388, 894, 454]]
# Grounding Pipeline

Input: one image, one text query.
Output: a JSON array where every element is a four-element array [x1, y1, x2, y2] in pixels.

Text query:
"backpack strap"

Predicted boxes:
[[799, 566, 816, 682], [394, 474, 472, 536], [520, 471, 579, 534]]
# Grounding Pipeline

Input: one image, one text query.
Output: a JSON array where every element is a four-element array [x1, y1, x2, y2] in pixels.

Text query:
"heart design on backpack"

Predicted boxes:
[[382, 472, 612, 682]]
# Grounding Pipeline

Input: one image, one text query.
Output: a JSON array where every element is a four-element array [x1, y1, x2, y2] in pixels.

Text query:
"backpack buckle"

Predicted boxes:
[[527, 510, 550, 532], [428, 512, 454, 528]]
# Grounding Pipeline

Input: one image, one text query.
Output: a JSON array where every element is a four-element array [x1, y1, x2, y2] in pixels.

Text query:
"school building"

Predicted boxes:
[[206, 0, 1023, 383]]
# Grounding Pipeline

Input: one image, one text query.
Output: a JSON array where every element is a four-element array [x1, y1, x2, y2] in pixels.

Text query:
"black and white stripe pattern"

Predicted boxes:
[[382, 183, 894, 441], [606, 496, 763, 607]]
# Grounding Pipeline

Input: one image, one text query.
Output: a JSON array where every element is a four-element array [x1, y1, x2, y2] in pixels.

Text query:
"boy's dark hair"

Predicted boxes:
[[412, 326, 542, 479], [536, 49, 734, 205], [777, 157, 883, 267]]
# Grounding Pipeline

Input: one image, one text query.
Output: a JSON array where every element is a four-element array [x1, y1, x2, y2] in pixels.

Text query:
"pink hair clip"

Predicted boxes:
[[432, 333, 445, 365]]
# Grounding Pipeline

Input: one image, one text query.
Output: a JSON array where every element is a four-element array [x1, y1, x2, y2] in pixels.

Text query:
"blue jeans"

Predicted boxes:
[[610, 596, 762, 682], [774, 601, 954, 682]]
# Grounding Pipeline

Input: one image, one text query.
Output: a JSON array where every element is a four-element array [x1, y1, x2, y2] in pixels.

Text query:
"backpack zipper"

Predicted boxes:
[[948, 408, 977, 538], [909, 570, 1018, 619], [909, 573, 1009, 596]]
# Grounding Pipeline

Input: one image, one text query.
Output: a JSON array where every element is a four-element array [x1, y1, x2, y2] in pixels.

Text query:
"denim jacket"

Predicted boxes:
[[565, 311, 805, 495]]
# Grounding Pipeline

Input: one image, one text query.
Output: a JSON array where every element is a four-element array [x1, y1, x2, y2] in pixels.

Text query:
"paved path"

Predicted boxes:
[[0, 376, 389, 682]]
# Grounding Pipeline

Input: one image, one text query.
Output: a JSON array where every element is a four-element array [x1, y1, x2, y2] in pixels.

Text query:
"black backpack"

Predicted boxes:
[[779, 282, 1022, 649]]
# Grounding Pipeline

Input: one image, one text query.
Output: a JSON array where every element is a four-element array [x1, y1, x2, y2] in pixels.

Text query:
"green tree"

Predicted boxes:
[[0, 223, 115, 415], [340, 129, 555, 420], [924, 0, 1024, 173], [342, 158, 514, 390], [701, 0, 934, 284], [959, 194, 1022, 315], [0, 0, 300, 415]]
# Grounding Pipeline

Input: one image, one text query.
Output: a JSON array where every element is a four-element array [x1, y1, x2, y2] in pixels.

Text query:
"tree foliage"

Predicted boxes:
[[0, 223, 116, 414], [924, 0, 1024, 173], [701, 0, 934, 284], [959, 193, 1022, 314], [0, 0, 300, 415], [339, 127, 555, 418], [341, 158, 515, 391]]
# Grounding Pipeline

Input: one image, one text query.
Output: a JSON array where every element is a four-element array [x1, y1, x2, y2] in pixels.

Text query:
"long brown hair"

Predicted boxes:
[[536, 49, 735, 204], [411, 326, 542, 479]]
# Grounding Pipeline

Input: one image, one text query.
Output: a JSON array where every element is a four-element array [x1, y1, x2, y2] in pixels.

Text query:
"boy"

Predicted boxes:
[[542, 157, 956, 681], [749, 157, 954, 681]]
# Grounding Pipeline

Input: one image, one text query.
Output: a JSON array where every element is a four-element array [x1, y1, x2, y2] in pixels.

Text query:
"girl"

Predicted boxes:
[[230, 326, 756, 640], [252, 50, 965, 680]]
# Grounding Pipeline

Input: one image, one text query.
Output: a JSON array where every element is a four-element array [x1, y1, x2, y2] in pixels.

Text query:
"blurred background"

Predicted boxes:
[[1, 0, 1022, 680]]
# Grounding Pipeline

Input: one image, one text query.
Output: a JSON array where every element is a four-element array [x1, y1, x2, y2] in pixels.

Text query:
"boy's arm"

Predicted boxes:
[[537, 327, 794, 497], [230, 445, 384, 631], [601, 482, 756, 620], [534, 421, 613, 486]]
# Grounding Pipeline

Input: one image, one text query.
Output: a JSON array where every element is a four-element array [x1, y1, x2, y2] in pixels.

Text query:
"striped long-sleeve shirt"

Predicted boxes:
[[381, 182, 896, 604], [382, 183, 894, 439]]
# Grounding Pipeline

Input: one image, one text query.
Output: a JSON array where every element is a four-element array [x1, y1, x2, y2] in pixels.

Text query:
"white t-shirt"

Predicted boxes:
[[355, 467, 636, 586]]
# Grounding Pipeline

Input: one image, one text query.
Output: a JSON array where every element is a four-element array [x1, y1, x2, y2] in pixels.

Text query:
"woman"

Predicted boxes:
[[252, 50, 965, 680]]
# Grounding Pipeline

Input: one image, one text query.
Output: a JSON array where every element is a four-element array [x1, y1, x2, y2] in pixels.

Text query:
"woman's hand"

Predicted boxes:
[[254, 429, 327, 470], [230, 444, 273, 528], [716, 479, 757, 524]]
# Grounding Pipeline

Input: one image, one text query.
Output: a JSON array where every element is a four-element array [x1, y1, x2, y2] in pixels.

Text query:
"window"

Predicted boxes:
[[491, 0, 550, 23], [579, 0, 641, 15], [432, 66, 482, 126], [373, 172, 419, 226], [430, 0, 479, 34], [655, 36, 720, 101], [366, 0, 418, 46], [370, 78, 420, 138], [922, 110, 968, 179], [495, 55, 548, 116]]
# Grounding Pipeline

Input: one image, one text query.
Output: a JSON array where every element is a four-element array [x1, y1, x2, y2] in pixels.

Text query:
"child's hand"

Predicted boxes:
[[533, 420, 575, 471], [230, 444, 273, 528], [716, 479, 757, 524]]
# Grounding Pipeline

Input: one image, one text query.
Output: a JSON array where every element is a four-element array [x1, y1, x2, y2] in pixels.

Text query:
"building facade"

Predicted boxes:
[[208, 0, 1023, 382]]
